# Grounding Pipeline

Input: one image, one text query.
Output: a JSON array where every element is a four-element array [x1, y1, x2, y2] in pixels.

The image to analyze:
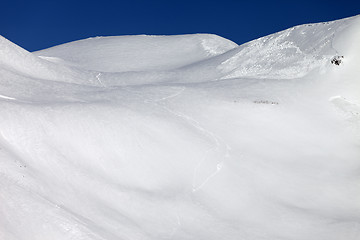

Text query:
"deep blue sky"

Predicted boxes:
[[2, 0, 359, 52]]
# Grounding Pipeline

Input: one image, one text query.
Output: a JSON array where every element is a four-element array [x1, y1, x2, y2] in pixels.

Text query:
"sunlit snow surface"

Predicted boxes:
[[1, 16, 360, 240]]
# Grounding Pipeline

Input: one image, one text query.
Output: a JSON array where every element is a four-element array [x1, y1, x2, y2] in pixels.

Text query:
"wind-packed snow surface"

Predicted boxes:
[[1, 15, 360, 240]]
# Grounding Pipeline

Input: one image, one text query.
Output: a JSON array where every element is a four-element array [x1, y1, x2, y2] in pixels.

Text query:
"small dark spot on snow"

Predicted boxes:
[[331, 56, 344, 66], [253, 100, 279, 105]]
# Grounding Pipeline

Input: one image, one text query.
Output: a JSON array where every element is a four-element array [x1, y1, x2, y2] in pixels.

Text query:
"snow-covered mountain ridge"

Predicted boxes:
[[0, 15, 359, 240]]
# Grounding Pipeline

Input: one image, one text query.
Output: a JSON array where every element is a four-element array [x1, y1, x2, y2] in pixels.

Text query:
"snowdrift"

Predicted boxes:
[[34, 34, 238, 72], [0, 15, 359, 240]]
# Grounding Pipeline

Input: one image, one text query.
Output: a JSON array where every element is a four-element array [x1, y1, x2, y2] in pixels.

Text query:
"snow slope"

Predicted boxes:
[[0, 15, 360, 240], [35, 34, 237, 72]]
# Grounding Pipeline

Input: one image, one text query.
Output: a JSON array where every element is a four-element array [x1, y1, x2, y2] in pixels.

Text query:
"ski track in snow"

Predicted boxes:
[[126, 86, 232, 192], [95, 72, 105, 87]]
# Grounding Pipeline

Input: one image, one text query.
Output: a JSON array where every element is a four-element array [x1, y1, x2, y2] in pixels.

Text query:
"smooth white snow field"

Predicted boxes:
[[0, 15, 360, 240]]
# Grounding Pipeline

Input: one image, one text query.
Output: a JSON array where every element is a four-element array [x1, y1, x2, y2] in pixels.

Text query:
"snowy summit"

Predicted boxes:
[[0, 15, 360, 240]]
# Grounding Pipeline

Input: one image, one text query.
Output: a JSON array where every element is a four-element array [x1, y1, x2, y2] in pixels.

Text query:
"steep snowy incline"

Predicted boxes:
[[217, 15, 357, 79], [175, 15, 360, 81], [0, 36, 97, 86], [0, 15, 360, 240]]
